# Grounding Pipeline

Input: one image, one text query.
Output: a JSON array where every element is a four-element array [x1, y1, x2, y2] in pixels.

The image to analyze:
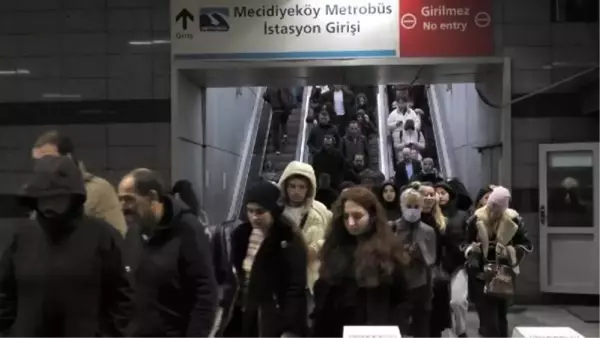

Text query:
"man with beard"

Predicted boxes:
[[117, 169, 217, 337]]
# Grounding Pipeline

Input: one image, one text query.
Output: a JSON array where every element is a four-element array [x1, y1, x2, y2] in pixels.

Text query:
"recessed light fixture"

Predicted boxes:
[[128, 39, 170, 45], [0, 69, 30, 75], [42, 93, 82, 99]]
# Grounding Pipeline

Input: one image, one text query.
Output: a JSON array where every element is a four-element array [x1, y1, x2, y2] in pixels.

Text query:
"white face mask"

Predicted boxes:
[[403, 208, 421, 223]]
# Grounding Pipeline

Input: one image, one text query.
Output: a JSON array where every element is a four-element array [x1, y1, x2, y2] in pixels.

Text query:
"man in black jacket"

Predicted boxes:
[[307, 110, 341, 155], [117, 169, 217, 337], [0, 156, 133, 337], [263, 87, 293, 155], [312, 134, 354, 190]]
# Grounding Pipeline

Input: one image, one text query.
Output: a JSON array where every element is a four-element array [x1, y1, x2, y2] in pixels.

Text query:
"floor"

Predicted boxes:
[[443, 306, 600, 337]]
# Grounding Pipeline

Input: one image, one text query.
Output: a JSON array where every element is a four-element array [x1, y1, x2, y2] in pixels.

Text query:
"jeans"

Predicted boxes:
[[470, 277, 509, 337], [450, 268, 469, 335]]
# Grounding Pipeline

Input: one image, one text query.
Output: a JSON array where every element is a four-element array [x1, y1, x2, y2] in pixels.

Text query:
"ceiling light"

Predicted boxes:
[[129, 40, 154, 45], [128, 39, 170, 46], [0, 69, 30, 75], [42, 93, 82, 99]]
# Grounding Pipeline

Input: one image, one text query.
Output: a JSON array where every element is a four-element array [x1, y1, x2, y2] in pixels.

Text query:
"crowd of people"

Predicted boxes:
[[0, 89, 534, 337]]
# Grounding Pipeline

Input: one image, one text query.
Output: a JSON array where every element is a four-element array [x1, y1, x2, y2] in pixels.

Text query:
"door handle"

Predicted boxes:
[[539, 205, 546, 226]]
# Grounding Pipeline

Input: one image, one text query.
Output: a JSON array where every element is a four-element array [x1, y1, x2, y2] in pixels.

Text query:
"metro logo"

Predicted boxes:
[[399, 0, 493, 57]]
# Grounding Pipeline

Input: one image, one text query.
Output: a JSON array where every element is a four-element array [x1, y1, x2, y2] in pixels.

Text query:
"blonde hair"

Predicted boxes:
[[414, 183, 447, 232], [400, 188, 423, 207]]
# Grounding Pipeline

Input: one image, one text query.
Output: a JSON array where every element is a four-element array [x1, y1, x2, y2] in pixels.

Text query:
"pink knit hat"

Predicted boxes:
[[487, 186, 511, 211]]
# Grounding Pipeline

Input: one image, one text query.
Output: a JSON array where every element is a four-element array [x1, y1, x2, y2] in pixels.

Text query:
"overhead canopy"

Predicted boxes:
[[177, 57, 504, 87]]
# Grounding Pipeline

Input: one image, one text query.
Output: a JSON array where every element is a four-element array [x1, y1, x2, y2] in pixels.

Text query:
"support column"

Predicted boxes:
[[500, 57, 512, 188], [171, 70, 206, 207]]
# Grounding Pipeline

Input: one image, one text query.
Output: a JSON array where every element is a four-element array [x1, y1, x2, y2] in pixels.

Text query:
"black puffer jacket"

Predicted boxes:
[[0, 156, 133, 337]]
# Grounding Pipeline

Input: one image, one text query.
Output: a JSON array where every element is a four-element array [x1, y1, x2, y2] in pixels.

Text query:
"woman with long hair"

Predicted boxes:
[[436, 182, 470, 338], [379, 181, 402, 227], [415, 182, 452, 337], [311, 187, 408, 337]]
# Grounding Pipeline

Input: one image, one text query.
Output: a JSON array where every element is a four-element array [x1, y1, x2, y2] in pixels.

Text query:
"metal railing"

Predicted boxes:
[[227, 87, 271, 220], [426, 85, 453, 178], [296, 86, 313, 163], [377, 85, 394, 179]]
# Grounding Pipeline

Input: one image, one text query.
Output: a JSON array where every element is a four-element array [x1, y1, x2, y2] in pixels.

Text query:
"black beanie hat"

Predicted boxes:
[[246, 181, 283, 216]]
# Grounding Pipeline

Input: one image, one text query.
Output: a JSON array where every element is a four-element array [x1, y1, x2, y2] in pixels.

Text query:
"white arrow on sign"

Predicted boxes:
[[400, 13, 417, 30], [474, 11, 491, 28]]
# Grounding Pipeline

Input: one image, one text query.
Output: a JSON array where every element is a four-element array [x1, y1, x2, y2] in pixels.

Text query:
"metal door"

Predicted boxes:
[[539, 143, 599, 294]]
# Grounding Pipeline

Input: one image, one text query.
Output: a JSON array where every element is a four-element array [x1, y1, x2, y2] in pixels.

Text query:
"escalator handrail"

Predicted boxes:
[[227, 87, 269, 220], [377, 85, 393, 179], [426, 85, 453, 178], [296, 86, 313, 163]]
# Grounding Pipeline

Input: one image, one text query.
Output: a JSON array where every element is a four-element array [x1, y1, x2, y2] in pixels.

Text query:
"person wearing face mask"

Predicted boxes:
[[214, 181, 308, 337], [464, 186, 533, 337], [415, 182, 451, 337], [311, 187, 408, 337], [435, 182, 469, 338], [117, 169, 218, 337], [393, 187, 436, 337], [0, 156, 133, 337], [341, 121, 370, 167], [379, 181, 402, 228], [413, 157, 443, 184], [393, 119, 426, 154]]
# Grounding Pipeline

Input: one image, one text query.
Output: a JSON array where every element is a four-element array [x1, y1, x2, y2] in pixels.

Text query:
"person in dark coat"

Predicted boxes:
[[413, 158, 443, 184], [470, 185, 496, 215], [356, 109, 376, 137], [117, 169, 218, 337], [355, 93, 375, 122], [465, 186, 533, 337], [341, 121, 370, 166], [263, 87, 293, 155], [379, 181, 402, 228], [214, 181, 308, 337], [315, 173, 339, 209], [0, 156, 133, 337], [445, 178, 473, 212], [435, 182, 470, 337], [394, 147, 422, 189], [311, 187, 408, 337], [307, 110, 341, 155], [416, 182, 451, 337], [312, 134, 354, 190]]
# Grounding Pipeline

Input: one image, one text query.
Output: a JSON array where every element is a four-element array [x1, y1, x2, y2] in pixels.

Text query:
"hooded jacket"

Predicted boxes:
[[128, 196, 218, 337], [0, 156, 133, 337], [278, 161, 332, 292]]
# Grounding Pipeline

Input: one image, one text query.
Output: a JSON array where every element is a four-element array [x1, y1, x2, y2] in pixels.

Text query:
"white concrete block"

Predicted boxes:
[[512, 326, 584, 338]]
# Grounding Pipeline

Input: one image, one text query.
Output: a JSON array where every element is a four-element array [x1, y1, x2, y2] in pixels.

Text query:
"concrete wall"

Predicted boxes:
[[434, 79, 503, 197]]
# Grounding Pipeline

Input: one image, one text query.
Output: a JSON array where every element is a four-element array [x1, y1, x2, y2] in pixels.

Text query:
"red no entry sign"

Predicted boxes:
[[399, 0, 493, 57]]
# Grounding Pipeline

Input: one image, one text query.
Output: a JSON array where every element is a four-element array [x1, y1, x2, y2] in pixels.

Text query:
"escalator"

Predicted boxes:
[[380, 84, 448, 181], [298, 86, 386, 177]]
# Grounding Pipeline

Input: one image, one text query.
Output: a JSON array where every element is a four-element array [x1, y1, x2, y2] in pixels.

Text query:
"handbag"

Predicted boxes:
[[482, 262, 515, 298]]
